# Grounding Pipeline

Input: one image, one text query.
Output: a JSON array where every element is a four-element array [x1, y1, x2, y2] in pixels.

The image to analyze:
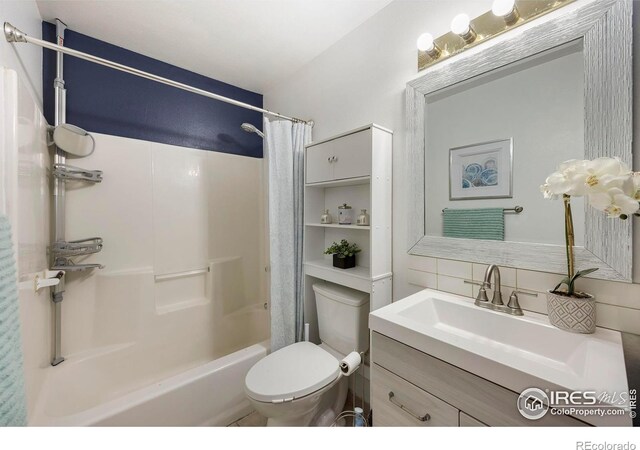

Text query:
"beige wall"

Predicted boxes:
[[265, 0, 640, 335]]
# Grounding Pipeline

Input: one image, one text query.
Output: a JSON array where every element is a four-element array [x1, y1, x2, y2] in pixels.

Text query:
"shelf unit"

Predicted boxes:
[[303, 124, 393, 341]]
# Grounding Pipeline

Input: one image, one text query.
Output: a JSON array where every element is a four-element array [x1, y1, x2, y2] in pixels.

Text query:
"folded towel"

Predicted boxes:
[[0, 216, 27, 426], [443, 207, 505, 241]]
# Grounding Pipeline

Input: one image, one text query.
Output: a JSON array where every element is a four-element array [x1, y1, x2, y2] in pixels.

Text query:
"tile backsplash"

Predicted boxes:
[[407, 255, 640, 335]]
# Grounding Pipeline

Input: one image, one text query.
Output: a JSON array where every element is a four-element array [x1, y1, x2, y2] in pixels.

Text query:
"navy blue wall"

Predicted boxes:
[[42, 22, 264, 158]]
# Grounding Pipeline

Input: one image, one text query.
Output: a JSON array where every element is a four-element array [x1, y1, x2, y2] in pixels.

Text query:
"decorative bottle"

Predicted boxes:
[[356, 209, 370, 226]]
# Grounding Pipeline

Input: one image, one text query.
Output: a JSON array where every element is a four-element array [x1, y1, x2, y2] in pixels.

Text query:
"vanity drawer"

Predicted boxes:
[[372, 364, 459, 427], [459, 412, 488, 427], [372, 332, 588, 427]]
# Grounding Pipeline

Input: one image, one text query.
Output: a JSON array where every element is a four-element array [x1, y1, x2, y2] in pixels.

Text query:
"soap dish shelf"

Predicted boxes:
[[53, 163, 103, 183]]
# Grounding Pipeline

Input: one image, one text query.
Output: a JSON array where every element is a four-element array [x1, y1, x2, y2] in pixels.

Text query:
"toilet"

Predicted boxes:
[[244, 282, 369, 426]]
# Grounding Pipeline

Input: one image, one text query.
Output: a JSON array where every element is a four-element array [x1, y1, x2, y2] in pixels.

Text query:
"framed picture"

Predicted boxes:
[[449, 138, 513, 200]]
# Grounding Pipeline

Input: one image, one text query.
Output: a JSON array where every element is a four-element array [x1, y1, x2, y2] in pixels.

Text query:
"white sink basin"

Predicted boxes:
[[369, 289, 630, 426]]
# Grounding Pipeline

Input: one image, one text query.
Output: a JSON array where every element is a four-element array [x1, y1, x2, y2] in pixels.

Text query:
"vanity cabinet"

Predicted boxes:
[[371, 332, 588, 427], [305, 128, 372, 184]]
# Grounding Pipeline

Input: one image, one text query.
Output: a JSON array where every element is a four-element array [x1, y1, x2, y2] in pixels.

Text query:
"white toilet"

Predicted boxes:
[[244, 282, 369, 426]]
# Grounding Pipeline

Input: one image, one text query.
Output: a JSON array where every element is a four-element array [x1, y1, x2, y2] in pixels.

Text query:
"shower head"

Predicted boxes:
[[241, 122, 264, 139]]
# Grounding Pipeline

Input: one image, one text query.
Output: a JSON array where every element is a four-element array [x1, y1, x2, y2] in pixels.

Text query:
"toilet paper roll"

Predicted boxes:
[[339, 351, 361, 376]]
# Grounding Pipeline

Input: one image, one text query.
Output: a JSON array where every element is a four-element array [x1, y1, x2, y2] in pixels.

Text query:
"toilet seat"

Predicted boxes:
[[245, 342, 340, 403]]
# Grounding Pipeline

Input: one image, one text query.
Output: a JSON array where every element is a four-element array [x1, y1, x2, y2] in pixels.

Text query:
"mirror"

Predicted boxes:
[[405, 0, 632, 281], [425, 41, 584, 246]]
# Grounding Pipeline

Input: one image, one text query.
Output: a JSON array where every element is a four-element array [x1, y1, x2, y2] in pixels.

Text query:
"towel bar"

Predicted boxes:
[[442, 206, 523, 213]]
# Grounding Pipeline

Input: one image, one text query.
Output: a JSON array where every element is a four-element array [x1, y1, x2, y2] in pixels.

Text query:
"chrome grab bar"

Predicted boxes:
[[154, 267, 210, 282], [388, 392, 430, 422]]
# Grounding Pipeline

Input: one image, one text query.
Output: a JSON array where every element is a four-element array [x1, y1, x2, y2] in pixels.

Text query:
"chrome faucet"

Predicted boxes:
[[475, 264, 523, 316]]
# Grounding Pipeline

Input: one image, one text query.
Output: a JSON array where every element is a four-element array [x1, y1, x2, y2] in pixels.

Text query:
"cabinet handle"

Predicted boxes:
[[327, 157, 332, 162], [333, 156, 338, 162], [388, 391, 431, 422]]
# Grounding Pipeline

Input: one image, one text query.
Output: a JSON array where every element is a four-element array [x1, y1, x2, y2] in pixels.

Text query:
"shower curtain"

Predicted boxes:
[[264, 118, 312, 352]]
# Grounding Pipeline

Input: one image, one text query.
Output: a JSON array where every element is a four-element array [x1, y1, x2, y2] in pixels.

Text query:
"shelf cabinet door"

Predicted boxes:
[[306, 144, 334, 184], [331, 129, 372, 181]]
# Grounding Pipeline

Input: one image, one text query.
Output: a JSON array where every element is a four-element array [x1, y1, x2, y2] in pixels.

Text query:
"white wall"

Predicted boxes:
[[265, 0, 640, 335], [0, 0, 43, 110]]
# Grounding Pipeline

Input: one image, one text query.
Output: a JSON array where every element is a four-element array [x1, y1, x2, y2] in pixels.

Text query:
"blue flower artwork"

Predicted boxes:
[[462, 157, 499, 189]]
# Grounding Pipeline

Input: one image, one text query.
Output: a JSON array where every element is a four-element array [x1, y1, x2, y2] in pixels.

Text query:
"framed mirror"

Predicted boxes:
[[405, 0, 632, 282]]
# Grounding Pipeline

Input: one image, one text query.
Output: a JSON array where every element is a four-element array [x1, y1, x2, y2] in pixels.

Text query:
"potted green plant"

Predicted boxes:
[[541, 157, 639, 333], [324, 239, 361, 269]]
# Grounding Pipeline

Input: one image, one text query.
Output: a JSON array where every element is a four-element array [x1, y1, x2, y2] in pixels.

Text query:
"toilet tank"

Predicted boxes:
[[312, 283, 370, 356]]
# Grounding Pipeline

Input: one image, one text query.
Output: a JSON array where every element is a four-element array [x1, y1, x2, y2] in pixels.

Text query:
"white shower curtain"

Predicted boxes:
[[264, 118, 312, 352]]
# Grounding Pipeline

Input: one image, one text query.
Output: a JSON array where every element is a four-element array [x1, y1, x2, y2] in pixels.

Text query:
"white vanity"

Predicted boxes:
[[369, 289, 631, 427]]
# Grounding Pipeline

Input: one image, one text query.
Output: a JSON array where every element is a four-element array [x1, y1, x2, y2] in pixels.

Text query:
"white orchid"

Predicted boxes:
[[541, 158, 639, 296], [540, 158, 632, 199], [541, 158, 639, 218], [633, 172, 640, 201], [589, 188, 640, 218]]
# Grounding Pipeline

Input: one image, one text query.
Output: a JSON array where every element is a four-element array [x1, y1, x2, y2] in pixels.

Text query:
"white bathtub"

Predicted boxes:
[[31, 340, 268, 426]]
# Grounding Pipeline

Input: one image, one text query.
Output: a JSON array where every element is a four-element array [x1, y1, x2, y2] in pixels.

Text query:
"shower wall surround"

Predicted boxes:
[[41, 21, 264, 158], [1, 69, 52, 421]]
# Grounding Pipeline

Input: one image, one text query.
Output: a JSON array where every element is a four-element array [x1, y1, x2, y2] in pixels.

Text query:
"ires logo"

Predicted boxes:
[[517, 388, 635, 420]]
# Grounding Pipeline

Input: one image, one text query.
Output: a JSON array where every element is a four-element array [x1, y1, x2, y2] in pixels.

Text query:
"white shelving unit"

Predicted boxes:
[[303, 124, 393, 340]]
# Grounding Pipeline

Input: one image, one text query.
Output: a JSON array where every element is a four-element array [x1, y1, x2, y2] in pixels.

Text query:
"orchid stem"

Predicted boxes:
[[563, 194, 575, 280]]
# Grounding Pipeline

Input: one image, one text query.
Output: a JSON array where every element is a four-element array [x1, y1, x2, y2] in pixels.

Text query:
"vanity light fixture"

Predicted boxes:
[[492, 0, 520, 25], [450, 13, 477, 44], [417, 0, 575, 71], [416, 33, 441, 58]]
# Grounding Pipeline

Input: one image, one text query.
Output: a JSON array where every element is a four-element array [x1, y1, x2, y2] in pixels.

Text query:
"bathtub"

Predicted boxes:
[[28, 261, 270, 426], [31, 340, 268, 426]]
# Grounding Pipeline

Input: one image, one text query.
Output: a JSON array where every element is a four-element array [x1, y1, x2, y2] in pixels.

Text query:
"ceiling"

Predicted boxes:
[[36, 0, 393, 93]]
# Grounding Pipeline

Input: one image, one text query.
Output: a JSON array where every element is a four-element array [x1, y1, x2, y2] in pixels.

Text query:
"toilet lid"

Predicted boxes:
[[245, 342, 340, 403]]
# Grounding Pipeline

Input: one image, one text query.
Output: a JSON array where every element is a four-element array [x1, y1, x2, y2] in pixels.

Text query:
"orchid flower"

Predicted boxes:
[[541, 158, 639, 296]]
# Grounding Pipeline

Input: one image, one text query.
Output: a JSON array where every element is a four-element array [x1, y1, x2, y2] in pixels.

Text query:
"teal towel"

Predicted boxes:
[[0, 216, 27, 426], [443, 208, 505, 241]]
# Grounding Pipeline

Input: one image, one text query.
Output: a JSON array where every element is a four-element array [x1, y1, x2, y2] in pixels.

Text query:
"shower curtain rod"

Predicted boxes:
[[3, 22, 312, 125]]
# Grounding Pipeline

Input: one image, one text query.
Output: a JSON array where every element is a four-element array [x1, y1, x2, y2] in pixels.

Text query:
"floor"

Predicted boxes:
[[227, 411, 268, 427], [227, 391, 368, 427]]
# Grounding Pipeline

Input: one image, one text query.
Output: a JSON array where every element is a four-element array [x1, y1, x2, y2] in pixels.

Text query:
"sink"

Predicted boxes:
[[369, 289, 629, 425]]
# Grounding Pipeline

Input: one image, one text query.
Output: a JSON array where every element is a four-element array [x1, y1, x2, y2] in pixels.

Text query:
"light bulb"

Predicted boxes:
[[416, 33, 435, 52], [492, 0, 516, 17], [451, 13, 471, 36]]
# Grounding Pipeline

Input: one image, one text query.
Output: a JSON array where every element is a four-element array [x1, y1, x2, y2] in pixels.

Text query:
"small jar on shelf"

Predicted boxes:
[[356, 209, 369, 226], [320, 209, 333, 224], [338, 203, 353, 225]]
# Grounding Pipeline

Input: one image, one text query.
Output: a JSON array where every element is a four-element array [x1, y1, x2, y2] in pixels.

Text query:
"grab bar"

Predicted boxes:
[[154, 267, 210, 282]]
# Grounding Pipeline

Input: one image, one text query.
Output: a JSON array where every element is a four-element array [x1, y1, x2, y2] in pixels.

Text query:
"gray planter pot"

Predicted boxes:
[[546, 290, 596, 334]]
